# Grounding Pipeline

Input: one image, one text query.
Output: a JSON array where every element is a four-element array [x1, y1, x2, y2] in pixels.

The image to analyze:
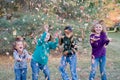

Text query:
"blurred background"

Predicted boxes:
[[0, 0, 120, 80]]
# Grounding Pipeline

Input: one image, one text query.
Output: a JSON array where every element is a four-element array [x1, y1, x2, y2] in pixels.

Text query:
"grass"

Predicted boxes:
[[0, 32, 120, 80]]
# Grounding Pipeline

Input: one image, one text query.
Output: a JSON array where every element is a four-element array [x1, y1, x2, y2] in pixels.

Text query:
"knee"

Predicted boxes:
[[45, 70, 50, 76], [100, 68, 106, 74], [101, 71, 106, 76], [43, 68, 50, 76], [32, 72, 39, 80], [90, 70, 96, 75], [90, 67, 96, 72], [32, 72, 39, 76], [16, 76, 21, 80], [59, 65, 64, 71]]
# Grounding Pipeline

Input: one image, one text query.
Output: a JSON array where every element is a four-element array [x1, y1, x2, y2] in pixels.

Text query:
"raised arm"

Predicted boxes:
[[90, 34, 99, 48], [49, 38, 59, 50], [37, 32, 47, 45], [49, 31, 60, 49]]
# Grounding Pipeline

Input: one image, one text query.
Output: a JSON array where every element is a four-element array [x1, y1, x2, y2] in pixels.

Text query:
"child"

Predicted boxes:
[[89, 23, 111, 80], [15, 36, 28, 48], [13, 39, 31, 80], [59, 26, 78, 80], [31, 25, 59, 80]]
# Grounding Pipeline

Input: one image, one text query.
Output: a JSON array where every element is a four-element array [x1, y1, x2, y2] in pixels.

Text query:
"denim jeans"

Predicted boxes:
[[31, 59, 50, 80], [14, 68, 27, 80], [89, 55, 107, 80], [59, 54, 78, 80]]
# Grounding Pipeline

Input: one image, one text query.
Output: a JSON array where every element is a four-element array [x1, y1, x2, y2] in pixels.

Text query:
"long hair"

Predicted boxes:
[[91, 23, 106, 33], [48, 35, 52, 41]]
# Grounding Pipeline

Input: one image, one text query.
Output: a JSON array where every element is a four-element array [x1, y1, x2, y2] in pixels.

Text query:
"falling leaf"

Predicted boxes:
[[76, 67, 81, 71], [3, 37, 7, 40], [23, 19, 25, 22], [35, 7, 39, 11], [6, 52, 9, 56], [80, 6, 84, 11], [11, 1, 14, 3], [13, 29, 17, 36], [22, 70, 25, 74], [36, 63, 39, 66], [38, 15, 40, 18], [34, 19, 36, 21], [41, 18, 44, 21], [84, 23, 88, 27], [37, 4, 41, 8], [9, 56, 13, 60]]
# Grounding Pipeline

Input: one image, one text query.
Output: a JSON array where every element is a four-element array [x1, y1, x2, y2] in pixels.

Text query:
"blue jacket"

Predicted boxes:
[[32, 32, 59, 65]]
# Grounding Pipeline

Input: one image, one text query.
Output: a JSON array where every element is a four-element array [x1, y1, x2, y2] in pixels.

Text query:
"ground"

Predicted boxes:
[[0, 32, 120, 80]]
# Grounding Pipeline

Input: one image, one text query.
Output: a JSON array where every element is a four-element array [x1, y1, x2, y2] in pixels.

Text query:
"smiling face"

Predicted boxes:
[[45, 33, 50, 41], [15, 41, 24, 52], [94, 24, 103, 34]]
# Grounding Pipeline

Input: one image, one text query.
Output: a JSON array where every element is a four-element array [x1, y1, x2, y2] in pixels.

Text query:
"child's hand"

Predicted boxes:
[[44, 25, 49, 32], [63, 51, 68, 56], [33, 36, 37, 44], [27, 56, 32, 61], [91, 37, 100, 42], [59, 30, 62, 34], [108, 38, 112, 42], [27, 58, 31, 61], [54, 32, 59, 38], [17, 58, 22, 62], [57, 30, 64, 39], [104, 45, 107, 48]]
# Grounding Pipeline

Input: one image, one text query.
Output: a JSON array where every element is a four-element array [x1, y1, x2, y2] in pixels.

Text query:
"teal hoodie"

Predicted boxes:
[[32, 32, 59, 65]]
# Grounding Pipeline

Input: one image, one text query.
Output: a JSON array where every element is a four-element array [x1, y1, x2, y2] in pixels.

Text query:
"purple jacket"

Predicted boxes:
[[90, 32, 109, 58]]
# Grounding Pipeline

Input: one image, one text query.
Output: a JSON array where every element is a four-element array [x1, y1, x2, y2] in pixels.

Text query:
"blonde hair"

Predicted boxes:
[[91, 23, 106, 33]]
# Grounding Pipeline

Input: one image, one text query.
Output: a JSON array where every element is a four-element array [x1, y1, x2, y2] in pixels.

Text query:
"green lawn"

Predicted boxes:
[[0, 32, 120, 80]]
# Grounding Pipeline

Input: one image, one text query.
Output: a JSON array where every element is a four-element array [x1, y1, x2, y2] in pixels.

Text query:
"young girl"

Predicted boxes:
[[89, 23, 111, 80], [31, 25, 59, 80], [13, 39, 31, 80]]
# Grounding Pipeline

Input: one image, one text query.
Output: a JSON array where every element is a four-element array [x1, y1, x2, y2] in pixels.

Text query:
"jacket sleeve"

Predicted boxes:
[[59, 37, 63, 45], [24, 49, 31, 59], [13, 50, 21, 61], [49, 38, 59, 50], [100, 32, 110, 46], [71, 38, 78, 51], [90, 34, 98, 48], [37, 32, 47, 45]]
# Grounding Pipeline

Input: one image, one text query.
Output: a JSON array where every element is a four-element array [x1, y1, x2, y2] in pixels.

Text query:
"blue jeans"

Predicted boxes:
[[31, 59, 50, 80], [89, 56, 107, 80], [59, 54, 78, 80], [14, 68, 27, 80]]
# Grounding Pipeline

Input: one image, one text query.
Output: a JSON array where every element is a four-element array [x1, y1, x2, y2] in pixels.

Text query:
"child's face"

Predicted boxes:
[[65, 30, 71, 35], [94, 24, 103, 34], [45, 33, 50, 41], [15, 41, 24, 52], [64, 30, 73, 38]]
